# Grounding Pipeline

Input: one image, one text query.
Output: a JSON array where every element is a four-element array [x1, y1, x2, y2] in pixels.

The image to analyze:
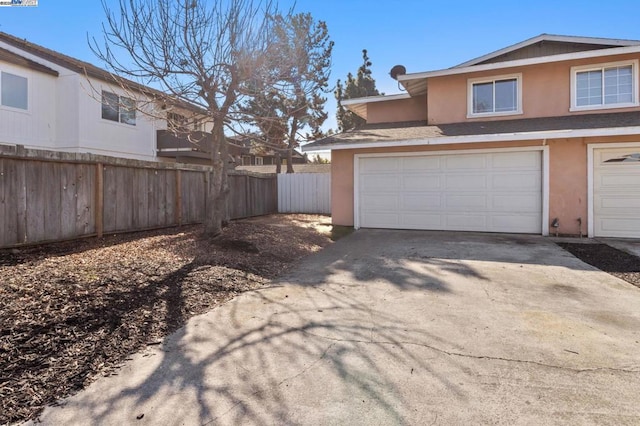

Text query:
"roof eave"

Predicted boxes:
[[398, 44, 640, 96], [455, 34, 640, 68], [303, 126, 640, 151]]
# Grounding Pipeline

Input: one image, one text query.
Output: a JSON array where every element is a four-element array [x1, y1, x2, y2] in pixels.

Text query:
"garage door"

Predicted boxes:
[[593, 147, 640, 238], [358, 150, 542, 233]]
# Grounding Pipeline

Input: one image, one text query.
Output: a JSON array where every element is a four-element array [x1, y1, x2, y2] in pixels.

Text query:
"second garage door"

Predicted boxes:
[[357, 150, 543, 233]]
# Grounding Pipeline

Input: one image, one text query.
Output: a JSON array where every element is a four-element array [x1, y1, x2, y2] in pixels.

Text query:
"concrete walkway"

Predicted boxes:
[[32, 230, 640, 425]]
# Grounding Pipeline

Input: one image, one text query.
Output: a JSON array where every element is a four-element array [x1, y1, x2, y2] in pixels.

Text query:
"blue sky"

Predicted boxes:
[[1, 0, 640, 132]]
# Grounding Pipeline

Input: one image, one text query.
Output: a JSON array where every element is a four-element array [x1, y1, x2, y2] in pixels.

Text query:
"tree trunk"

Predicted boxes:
[[275, 151, 282, 174], [204, 122, 229, 237], [286, 148, 294, 173]]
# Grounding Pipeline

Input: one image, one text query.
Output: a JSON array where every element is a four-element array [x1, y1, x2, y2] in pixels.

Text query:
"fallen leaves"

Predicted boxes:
[[0, 214, 333, 424]]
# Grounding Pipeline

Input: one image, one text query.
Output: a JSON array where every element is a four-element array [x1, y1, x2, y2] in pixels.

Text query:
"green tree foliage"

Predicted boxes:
[[335, 49, 380, 132], [243, 13, 333, 173]]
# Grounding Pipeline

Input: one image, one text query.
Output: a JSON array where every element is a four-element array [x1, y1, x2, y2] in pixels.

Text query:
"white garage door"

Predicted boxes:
[[593, 147, 640, 238], [358, 150, 542, 233]]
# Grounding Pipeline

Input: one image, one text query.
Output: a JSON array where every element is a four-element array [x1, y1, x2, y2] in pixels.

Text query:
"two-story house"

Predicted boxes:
[[304, 34, 640, 239], [0, 31, 211, 163]]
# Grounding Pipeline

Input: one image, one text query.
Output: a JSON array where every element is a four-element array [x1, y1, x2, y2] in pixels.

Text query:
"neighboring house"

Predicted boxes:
[[0, 31, 208, 163], [303, 34, 640, 238], [227, 134, 308, 167]]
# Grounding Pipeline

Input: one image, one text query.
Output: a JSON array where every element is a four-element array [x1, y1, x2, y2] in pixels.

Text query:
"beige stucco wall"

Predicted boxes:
[[331, 136, 640, 236], [366, 95, 427, 124], [427, 53, 640, 124]]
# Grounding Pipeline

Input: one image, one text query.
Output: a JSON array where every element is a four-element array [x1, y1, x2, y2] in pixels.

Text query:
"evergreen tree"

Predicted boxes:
[[335, 49, 380, 132], [242, 13, 333, 173]]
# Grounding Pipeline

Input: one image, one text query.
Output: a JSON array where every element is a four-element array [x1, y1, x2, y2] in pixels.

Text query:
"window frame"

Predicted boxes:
[[101, 90, 136, 126], [0, 70, 29, 113], [467, 73, 523, 118], [570, 59, 639, 112]]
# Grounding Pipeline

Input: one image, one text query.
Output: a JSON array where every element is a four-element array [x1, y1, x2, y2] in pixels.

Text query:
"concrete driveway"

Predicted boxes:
[[33, 230, 640, 425]]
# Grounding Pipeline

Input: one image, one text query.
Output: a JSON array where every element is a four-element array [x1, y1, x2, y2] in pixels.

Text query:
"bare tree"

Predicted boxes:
[[92, 0, 284, 236]]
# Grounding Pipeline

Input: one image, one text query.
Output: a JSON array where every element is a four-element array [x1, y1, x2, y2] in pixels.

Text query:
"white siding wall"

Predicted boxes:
[[0, 61, 57, 148], [76, 77, 159, 161], [278, 173, 331, 214], [0, 40, 164, 162], [55, 73, 80, 149]]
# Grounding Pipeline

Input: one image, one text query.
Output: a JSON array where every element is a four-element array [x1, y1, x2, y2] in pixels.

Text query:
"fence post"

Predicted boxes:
[[175, 169, 182, 226], [95, 163, 104, 238]]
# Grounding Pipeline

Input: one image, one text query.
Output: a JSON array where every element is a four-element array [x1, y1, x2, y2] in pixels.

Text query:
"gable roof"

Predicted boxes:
[[0, 47, 58, 76], [0, 31, 206, 114], [302, 112, 640, 151], [455, 34, 640, 68]]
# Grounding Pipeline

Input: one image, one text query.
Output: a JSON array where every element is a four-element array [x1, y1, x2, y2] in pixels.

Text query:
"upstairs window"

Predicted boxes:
[[571, 60, 638, 111], [468, 74, 522, 117], [101, 91, 136, 125], [1, 71, 28, 110]]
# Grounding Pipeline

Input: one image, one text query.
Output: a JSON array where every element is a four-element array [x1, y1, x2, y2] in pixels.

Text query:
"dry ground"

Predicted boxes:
[[0, 214, 337, 425]]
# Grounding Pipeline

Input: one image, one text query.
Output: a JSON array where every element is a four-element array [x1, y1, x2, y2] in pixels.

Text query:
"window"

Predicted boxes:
[[255, 156, 264, 165], [1, 71, 28, 110], [101, 91, 136, 125], [468, 74, 522, 117], [571, 60, 638, 111]]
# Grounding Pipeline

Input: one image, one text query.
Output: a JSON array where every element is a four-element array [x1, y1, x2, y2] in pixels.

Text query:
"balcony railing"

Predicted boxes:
[[156, 130, 211, 159]]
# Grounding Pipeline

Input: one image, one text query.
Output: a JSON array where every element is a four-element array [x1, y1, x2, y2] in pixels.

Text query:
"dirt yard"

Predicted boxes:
[[558, 242, 640, 288], [0, 214, 337, 424]]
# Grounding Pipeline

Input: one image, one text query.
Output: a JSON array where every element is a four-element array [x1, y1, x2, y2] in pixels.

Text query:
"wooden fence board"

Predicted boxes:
[[76, 164, 94, 236], [0, 149, 280, 247], [103, 165, 117, 233], [25, 161, 46, 243], [59, 163, 78, 240]]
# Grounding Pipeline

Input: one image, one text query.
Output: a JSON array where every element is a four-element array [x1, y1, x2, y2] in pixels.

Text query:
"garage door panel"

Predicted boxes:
[[593, 147, 640, 238], [492, 195, 541, 211], [445, 194, 488, 210], [402, 194, 442, 210], [491, 173, 541, 190], [361, 157, 400, 172], [361, 212, 400, 228], [445, 155, 487, 170], [489, 214, 541, 233], [597, 218, 640, 236], [492, 151, 542, 169], [599, 196, 640, 209], [445, 175, 488, 190], [361, 175, 400, 191], [445, 214, 487, 229], [358, 151, 542, 233], [402, 157, 441, 171], [598, 173, 640, 188], [403, 175, 441, 190], [401, 213, 443, 229]]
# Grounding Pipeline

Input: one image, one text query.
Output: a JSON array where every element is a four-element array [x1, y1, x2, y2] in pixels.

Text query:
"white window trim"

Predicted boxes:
[[0, 70, 30, 114], [467, 73, 523, 118], [570, 59, 639, 112]]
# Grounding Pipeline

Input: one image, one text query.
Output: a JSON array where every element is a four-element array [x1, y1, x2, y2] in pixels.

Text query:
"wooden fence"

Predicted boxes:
[[0, 145, 277, 248], [277, 173, 331, 214]]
